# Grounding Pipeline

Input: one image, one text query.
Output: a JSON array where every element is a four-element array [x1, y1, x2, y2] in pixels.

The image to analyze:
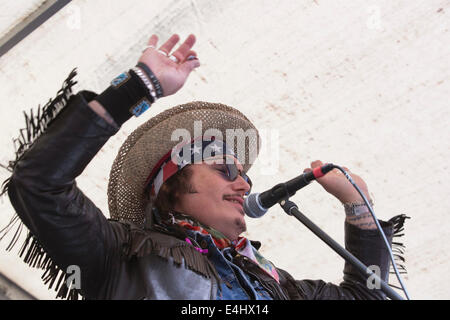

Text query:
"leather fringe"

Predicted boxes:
[[19, 233, 82, 300], [0, 69, 221, 299], [160, 244, 221, 285], [387, 214, 410, 290], [128, 227, 222, 287], [0, 68, 78, 196], [0, 69, 81, 300]]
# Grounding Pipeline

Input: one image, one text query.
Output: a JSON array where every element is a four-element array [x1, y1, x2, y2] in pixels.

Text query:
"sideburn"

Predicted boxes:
[[153, 165, 197, 215]]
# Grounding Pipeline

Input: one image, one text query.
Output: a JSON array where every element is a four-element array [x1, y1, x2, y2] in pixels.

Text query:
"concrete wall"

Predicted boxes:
[[0, 0, 45, 38], [0, 272, 36, 300], [0, 0, 448, 299]]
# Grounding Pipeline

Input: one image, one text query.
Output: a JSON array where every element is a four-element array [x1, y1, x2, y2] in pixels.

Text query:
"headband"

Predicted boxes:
[[145, 136, 237, 197]]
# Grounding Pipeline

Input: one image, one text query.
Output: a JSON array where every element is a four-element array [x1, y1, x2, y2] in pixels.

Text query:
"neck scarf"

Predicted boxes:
[[159, 210, 280, 283]]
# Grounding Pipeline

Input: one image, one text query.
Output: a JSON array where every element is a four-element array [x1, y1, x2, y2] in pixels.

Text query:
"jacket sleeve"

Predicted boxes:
[[6, 90, 125, 298], [278, 216, 407, 300]]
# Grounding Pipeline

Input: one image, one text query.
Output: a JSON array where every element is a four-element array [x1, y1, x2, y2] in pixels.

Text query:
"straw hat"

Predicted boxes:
[[107, 101, 260, 227]]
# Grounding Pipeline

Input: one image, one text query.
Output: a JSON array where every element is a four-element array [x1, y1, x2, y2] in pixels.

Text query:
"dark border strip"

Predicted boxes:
[[0, 0, 72, 58]]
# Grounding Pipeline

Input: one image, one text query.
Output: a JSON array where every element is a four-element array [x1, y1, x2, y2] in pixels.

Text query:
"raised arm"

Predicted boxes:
[[5, 34, 199, 299], [89, 34, 199, 126]]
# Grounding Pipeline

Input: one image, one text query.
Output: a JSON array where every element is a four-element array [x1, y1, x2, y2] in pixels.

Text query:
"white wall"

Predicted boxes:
[[0, 0, 46, 38], [0, 0, 448, 299]]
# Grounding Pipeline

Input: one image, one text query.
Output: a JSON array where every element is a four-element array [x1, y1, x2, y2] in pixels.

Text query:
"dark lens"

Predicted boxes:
[[223, 163, 252, 195], [243, 174, 252, 195], [216, 164, 228, 174], [225, 163, 238, 181]]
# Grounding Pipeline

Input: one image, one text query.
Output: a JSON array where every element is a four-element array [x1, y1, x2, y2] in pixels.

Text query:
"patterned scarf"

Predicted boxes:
[[159, 210, 280, 283]]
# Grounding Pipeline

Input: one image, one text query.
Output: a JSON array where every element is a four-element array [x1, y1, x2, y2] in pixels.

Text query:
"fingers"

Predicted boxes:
[[146, 34, 199, 65], [147, 34, 158, 47], [185, 50, 198, 61], [304, 160, 350, 176], [179, 55, 200, 74], [310, 160, 324, 169], [171, 34, 197, 62], [158, 34, 181, 55], [303, 160, 322, 174], [309, 160, 349, 171]]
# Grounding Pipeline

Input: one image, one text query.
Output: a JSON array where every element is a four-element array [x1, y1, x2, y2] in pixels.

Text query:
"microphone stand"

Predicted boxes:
[[279, 198, 404, 300]]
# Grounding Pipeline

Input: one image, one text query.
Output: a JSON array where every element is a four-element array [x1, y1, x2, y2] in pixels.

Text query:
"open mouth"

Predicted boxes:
[[224, 196, 243, 204], [224, 196, 244, 214]]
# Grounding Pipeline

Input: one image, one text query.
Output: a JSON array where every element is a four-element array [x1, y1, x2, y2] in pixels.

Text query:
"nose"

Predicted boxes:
[[231, 174, 251, 196]]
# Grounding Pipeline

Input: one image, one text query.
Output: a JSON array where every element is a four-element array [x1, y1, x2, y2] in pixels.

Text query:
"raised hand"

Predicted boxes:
[[138, 34, 200, 97]]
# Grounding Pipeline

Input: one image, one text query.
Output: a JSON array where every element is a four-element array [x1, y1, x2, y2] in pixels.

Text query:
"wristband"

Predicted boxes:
[[95, 69, 153, 126], [132, 67, 157, 102], [136, 62, 164, 98]]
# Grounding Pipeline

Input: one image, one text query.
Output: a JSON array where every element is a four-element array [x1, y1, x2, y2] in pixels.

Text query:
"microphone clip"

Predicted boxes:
[[279, 198, 299, 216]]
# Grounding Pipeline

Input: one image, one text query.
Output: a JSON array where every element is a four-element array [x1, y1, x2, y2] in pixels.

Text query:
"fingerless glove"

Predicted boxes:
[[95, 68, 155, 126]]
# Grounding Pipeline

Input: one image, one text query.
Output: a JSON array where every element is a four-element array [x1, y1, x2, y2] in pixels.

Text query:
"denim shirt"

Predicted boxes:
[[187, 230, 273, 300]]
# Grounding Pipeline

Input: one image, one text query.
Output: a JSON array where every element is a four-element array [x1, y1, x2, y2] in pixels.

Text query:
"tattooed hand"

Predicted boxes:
[[303, 160, 376, 229]]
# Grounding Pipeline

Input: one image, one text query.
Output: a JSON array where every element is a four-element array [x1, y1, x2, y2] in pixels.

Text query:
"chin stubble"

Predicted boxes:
[[235, 217, 247, 234]]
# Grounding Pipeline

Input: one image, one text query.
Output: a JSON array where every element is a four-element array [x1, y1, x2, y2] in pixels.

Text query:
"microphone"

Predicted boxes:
[[244, 163, 335, 218]]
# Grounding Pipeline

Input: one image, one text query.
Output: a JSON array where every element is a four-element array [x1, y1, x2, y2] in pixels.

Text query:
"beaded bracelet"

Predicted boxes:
[[136, 62, 164, 98], [132, 66, 157, 102]]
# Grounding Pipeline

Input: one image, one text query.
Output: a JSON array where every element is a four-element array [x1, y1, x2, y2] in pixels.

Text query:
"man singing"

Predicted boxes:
[[2, 33, 407, 300]]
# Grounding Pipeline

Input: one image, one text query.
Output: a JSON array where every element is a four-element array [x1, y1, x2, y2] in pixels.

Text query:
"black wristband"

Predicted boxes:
[[136, 62, 164, 98], [95, 69, 153, 126]]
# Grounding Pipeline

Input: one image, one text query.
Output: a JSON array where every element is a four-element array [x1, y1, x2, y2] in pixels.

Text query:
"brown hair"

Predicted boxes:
[[150, 165, 195, 218]]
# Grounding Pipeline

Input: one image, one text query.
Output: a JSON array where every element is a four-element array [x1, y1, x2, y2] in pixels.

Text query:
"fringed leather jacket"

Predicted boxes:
[[1, 70, 408, 300]]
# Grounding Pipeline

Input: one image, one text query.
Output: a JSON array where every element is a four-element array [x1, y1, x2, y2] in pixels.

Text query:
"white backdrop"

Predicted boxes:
[[0, 0, 449, 299]]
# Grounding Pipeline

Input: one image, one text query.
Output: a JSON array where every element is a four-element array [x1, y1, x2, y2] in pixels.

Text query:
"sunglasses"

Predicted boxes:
[[210, 162, 253, 195]]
